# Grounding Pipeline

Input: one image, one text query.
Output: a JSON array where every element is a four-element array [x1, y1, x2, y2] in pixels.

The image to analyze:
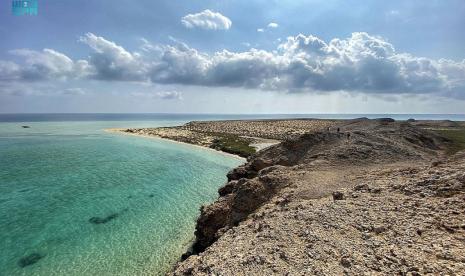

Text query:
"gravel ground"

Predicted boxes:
[[171, 119, 465, 275]]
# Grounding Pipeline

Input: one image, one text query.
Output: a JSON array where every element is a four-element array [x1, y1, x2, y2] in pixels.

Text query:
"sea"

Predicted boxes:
[[0, 113, 464, 276]]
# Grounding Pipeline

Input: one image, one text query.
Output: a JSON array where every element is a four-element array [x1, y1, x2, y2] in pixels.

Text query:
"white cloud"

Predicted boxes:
[[79, 33, 147, 81], [61, 88, 86, 95], [0, 61, 21, 81], [6, 48, 88, 81], [267, 22, 279, 28], [156, 91, 183, 100], [141, 32, 465, 97], [1, 32, 465, 100], [257, 22, 278, 33], [130, 90, 183, 100], [181, 10, 232, 30]]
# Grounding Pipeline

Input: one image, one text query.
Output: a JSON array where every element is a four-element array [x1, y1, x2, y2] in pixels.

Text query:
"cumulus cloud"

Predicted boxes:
[[141, 32, 465, 96], [1, 32, 464, 99], [267, 22, 279, 28], [2, 48, 89, 81], [181, 10, 232, 30], [257, 28, 264, 33], [79, 33, 147, 81]]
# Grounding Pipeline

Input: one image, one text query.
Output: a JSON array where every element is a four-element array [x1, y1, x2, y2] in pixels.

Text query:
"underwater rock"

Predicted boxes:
[[89, 213, 119, 224], [149, 194, 155, 198], [18, 253, 44, 267]]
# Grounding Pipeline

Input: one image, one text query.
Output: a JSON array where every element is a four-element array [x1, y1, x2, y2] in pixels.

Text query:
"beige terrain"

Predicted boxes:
[[113, 119, 343, 157], [174, 157, 465, 275], [117, 118, 465, 275]]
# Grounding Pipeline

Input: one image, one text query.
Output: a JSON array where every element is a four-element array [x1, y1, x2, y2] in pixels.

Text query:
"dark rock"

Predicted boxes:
[[218, 181, 239, 196], [21, 126, 30, 128], [149, 194, 154, 198], [373, 226, 386, 234], [89, 213, 119, 224], [340, 257, 351, 268], [251, 158, 272, 171], [332, 191, 345, 200], [275, 196, 290, 206], [18, 253, 44, 267], [193, 196, 233, 253], [376, 118, 395, 123], [180, 245, 194, 261], [354, 183, 370, 191], [227, 166, 257, 181]]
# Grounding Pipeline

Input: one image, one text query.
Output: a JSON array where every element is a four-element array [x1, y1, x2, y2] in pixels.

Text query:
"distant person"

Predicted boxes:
[[347, 132, 351, 140], [337, 127, 340, 133]]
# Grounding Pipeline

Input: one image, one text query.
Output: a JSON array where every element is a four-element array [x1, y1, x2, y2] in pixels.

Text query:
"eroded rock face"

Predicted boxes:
[[193, 166, 290, 253], [193, 195, 234, 253]]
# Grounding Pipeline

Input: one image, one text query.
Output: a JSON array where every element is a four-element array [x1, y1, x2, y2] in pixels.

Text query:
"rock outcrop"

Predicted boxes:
[[172, 119, 465, 275]]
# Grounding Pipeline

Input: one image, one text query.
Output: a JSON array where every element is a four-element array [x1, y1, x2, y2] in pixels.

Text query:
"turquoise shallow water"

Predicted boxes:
[[0, 119, 243, 275]]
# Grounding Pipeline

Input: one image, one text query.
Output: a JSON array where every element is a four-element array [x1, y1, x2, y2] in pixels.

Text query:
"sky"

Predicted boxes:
[[0, 0, 464, 114]]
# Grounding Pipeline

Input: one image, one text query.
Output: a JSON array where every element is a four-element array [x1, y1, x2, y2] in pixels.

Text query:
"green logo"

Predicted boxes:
[[12, 0, 38, 16]]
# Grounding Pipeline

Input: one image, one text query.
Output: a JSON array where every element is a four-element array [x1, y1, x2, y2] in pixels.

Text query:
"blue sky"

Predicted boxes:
[[1, 0, 464, 113]]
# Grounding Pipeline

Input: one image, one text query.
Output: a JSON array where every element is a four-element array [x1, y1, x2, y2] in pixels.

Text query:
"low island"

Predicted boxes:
[[113, 118, 465, 275]]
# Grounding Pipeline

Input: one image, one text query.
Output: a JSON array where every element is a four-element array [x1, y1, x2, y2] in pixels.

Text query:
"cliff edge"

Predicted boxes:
[[172, 119, 465, 275]]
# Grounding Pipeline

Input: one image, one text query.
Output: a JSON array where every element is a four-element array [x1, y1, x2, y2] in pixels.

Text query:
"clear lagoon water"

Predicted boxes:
[[0, 113, 464, 276], [0, 116, 244, 276]]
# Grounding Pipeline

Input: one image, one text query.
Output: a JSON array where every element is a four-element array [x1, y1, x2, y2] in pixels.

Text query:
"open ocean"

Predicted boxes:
[[0, 113, 464, 275]]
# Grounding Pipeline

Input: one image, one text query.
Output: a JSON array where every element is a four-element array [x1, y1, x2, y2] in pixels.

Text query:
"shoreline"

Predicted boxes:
[[102, 119, 465, 275], [104, 128, 247, 161]]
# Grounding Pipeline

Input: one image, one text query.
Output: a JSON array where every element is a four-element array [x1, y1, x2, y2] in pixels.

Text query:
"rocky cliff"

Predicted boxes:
[[172, 120, 465, 275]]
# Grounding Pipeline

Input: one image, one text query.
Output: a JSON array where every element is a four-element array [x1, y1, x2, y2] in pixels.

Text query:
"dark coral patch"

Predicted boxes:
[[89, 213, 119, 224], [18, 253, 44, 267]]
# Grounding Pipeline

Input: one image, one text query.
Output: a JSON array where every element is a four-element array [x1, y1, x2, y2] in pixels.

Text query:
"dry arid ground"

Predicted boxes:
[[117, 119, 340, 157], [117, 118, 465, 275]]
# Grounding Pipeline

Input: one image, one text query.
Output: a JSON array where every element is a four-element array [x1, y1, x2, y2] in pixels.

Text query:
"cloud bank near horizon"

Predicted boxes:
[[1, 32, 464, 99]]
